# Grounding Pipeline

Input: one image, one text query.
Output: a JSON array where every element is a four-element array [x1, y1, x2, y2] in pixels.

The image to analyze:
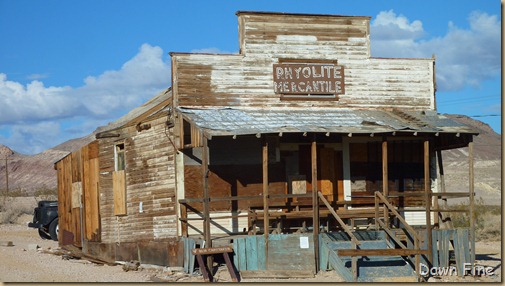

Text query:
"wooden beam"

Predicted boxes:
[[424, 139, 433, 263], [382, 137, 389, 227], [202, 133, 212, 270], [375, 191, 421, 242], [469, 140, 475, 266], [240, 270, 314, 279], [338, 248, 429, 257], [318, 192, 360, 246], [311, 135, 319, 273], [262, 136, 269, 267], [436, 150, 453, 228]]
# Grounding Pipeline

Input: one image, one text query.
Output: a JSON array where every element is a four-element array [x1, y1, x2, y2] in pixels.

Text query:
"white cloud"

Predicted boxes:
[[371, 10, 500, 91], [0, 121, 63, 155], [26, 73, 49, 80], [0, 43, 171, 154]]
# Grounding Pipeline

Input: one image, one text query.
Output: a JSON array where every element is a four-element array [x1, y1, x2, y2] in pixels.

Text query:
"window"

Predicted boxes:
[[115, 143, 125, 171], [113, 142, 126, 216]]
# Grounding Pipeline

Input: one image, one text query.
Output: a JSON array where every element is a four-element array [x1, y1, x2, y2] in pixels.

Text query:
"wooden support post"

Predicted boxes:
[[352, 242, 358, 282], [415, 237, 420, 280], [437, 150, 453, 228], [181, 203, 188, 237], [382, 138, 389, 227], [468, 140, 475, 266], [311, 135, 319, 273], [374, 194, 379, 230], [202, 133, 213, 271], [424, 139, 433, 264], [262, 136, 269, 267]]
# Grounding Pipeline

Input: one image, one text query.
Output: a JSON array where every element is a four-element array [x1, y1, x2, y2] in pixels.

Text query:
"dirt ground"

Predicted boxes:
[[0, 213, 501, 283]]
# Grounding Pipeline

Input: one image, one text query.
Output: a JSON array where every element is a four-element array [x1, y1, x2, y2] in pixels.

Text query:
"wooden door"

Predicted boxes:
[[320, 148, 344, 204]]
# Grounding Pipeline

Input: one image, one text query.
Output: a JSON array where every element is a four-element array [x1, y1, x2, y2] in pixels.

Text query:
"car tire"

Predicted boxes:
[[38, 228, 51, 240], [49, 218, 59, 241]]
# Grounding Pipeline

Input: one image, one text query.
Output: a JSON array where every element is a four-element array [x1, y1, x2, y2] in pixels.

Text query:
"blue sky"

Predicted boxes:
[[0, 0, 501, 154]]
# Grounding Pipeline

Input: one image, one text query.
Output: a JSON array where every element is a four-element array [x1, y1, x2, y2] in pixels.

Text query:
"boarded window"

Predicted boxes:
[[115, 143, 125, 171], [113, 170, 126, 216]]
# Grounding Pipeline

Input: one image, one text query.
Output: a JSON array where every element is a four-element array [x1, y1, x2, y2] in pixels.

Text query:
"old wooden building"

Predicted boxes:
[[56, 11, 478, 281]]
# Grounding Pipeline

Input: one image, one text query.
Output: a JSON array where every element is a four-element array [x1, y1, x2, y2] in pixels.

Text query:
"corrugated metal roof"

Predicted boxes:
[[177, 107, 477, 136]]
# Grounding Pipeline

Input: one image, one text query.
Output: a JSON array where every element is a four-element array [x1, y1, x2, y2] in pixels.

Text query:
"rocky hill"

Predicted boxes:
[[0, 116, 501, 203], [440, 114, 501, 205], [0, 133, 95, 195]]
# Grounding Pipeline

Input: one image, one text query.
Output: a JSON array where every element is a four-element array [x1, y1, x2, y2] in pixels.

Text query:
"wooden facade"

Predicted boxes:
[[55, 11, 477, 280]]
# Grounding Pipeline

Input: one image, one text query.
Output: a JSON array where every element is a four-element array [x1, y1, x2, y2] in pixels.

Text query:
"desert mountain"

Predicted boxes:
[[0, 116, 501, 203]]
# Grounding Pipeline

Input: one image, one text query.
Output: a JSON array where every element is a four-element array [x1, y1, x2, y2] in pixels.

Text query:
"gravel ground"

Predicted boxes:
[[0, 213, 501, 283]]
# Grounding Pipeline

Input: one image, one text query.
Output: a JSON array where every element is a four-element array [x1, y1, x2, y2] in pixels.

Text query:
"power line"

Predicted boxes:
[[456, 114, 501, 118]]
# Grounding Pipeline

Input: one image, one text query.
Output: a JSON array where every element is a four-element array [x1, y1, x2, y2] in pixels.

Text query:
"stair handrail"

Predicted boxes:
[[374, 191, 422, 242], [375, 191, 423, 280], [318, 191, 361, 246]]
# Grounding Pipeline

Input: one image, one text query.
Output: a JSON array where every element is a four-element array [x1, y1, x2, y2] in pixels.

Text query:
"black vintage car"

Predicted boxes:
[[28, 200, 59, 241]]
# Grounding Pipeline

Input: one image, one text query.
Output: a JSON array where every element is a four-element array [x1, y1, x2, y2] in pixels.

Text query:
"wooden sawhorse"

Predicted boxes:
[[192, 246, 239, 282]]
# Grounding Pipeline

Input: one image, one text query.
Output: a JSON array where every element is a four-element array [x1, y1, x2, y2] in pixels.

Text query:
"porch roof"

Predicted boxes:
[[177, 107, 478, 137]]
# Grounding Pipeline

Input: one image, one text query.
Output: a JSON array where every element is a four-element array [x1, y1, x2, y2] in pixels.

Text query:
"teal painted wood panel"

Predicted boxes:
[[233, 239, 239, 271], [432, 230, 439, 268], [267, 234, 315, 271], [237, 238, 247, 271], [246, 236, 259, 270], [327, 249, 353, 282], [257, 236, 266, 270]]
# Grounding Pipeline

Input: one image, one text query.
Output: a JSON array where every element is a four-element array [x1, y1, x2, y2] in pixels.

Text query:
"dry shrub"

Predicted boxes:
[[0, 197, 36, 224], [449, 197, 501, 241]]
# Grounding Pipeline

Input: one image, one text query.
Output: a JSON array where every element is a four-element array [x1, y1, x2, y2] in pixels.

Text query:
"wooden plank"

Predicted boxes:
[[71, 182, 82, 209], [311, 137, 319, 273], [89, 158, 100, 240], [318, 192, 360, 245], [262, 137, 269, 266], [257, 235, 266, 270], [319, 237, 330, 271], [112, 170, 126, 215], [192, 246, 233, 255], [327, 248, 353, 282], [382, 138, 388, 196], [468, 141, 475, 266], [223, 252, 240, 282], [375, 192, 421, 242], [246, 236, 259, 270], [240, 270, 314, 279], [432, 230, 439, 268], [202, 133, 212, 270], [377, 219, 407, 249], [196, 253, 211, 282], [453, 229, 463, 276], [338, 248, 429, 257], [439, 230, 450, 268], [183, 238, 189, 273], [382, 138, 389, 227], [320, 148, 336, 201], [237, 238, 247, 271], [424, 139, 432, 264]]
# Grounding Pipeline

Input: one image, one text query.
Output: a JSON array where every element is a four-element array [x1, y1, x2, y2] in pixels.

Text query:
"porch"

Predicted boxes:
[[175, 107, 477, 281]]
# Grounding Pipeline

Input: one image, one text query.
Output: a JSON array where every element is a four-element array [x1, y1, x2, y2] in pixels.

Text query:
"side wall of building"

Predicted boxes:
[[98, 115, 178, 244]]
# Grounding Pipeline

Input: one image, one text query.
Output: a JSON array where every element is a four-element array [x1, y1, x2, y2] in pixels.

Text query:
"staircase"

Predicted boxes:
[[320, 231, 417, 282]]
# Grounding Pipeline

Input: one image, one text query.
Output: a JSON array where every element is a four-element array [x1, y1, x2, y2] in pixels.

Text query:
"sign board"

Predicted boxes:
[[192, 246, 234, 255], [273, 63, 345, 95]]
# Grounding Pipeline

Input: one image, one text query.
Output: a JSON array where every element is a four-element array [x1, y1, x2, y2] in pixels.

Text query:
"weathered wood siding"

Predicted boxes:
[[98, 115, 178, 244], [56, 141, 100, 246], [171, 12, 435, 110]]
